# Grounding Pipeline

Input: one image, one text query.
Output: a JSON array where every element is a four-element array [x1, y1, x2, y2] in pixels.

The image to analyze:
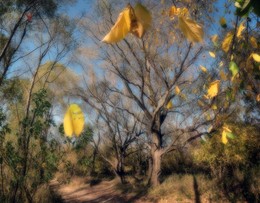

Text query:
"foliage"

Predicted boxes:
[[193, 123, 260, 201]]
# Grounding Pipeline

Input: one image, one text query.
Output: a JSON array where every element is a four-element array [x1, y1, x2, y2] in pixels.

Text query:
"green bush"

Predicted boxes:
[[193, 123, 260, 202]]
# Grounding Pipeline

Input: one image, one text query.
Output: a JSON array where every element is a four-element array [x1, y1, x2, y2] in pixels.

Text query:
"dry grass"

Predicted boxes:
[[148, 174, 228, 203]]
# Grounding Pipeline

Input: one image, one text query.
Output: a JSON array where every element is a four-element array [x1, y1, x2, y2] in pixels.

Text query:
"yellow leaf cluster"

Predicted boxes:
[[64, 104, 85, 137], [102, 4, 151, 43]]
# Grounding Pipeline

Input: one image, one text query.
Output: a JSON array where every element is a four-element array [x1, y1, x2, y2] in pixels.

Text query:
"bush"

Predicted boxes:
[[193, 123, 260, 202]]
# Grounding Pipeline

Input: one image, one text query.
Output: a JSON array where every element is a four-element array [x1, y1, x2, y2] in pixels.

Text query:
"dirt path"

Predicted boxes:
[[49, 177, 150, 203]]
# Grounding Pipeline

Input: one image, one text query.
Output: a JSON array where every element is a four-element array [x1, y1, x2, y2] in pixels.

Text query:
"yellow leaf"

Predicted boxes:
[[211, 104, 217, 110], [64, 110, 73, 137], [198, 100, 204, 107], [219, 70, 227, 81], [102, 6, 132, 43], [211, 34, 218, 44], [219, 17, 227, 28], [175, 86, 181, 94], [223, 126, 232, 133], [209, 51, 216, 58], [222, 32, 233, 52], [166, 101, 173, 109], [178, 16, 204, 43], [222, 130, 228, 144], [236, 21, 245, 38], [64, 104, 85, 137], [250, 37, 258, 48], [131, 3, 152, 38], [207, 80, 220, 99], [257, 94, 260, 102], [169, 6, 178, 19], [200, 65, 207, 72], [252, 53, 260, 62]]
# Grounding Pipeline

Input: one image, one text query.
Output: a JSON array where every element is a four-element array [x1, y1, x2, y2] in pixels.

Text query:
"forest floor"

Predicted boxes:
[[49, 177, 153, 203], [49, 175, 228, 203]]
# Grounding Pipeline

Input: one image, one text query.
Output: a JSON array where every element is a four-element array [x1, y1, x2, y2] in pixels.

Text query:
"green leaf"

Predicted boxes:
[[227, 132, 235, 139], [229, 61, 239, 77]]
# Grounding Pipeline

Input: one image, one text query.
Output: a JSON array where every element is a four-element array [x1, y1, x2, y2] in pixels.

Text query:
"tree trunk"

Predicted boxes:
[[149, 132, 162, 187], [150, 149, 162, 187]]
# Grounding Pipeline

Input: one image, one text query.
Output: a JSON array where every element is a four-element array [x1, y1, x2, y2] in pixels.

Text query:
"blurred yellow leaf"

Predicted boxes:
[[132, 3, 152, 38], [222, 32, 233, 52], [222, 130, 228, 144], [212, 104, 217, 110], [200, 65, 207, 72], [178, 16, 204, 43], [102, 4, 151, 43], [166, 101, 173, 109], [219, 70, 228, 81], [236, 21, 245, 38], [220, 17, 227, 28], [198, 100, 204, 107], [175, 86, 181, 94], [209, 51, 216, 58], [252, 53, 260, 62], [211, 34, 218, 44], [207, 80, 220, 99], [250, 37, 258, 48], [169, 6, 179, 19], [64, 104, 85, 137], [257, 94, 260, 102], [102, 6, 132, 43]]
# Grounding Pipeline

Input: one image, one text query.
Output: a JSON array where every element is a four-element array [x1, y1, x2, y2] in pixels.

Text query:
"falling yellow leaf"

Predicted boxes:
[[131, 3, 152, 38], [257, 94, 260, 102], [222, 130, 228, 144], [64, 104, 85, 137], [166, 101, 173, 109], [211, 104, 217, 110], [219, 61, 224, 67], [222, 32, 233, 52], [169, 6, 178, 19], [250, 37, 258, 48], [219, 70, 228, 81], [200, 65, 207, 72], [252, 53, 260, 62], [198, 100, 204, 107], [102, 6, 132, 43], [209, 51, 216, 58], [178, 16, 204, 43], [211, 34, 218, 44], [236, 21, 245, 38], [207, 80, 220, 99], [102, 4, 151, 43], [175, 86, 181, 94], [220, 17, 227, 28], [221, 126, 232, 144]]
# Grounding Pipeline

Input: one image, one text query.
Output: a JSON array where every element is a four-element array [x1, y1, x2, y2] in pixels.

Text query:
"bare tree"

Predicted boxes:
[[79, 0, 232, 186]]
